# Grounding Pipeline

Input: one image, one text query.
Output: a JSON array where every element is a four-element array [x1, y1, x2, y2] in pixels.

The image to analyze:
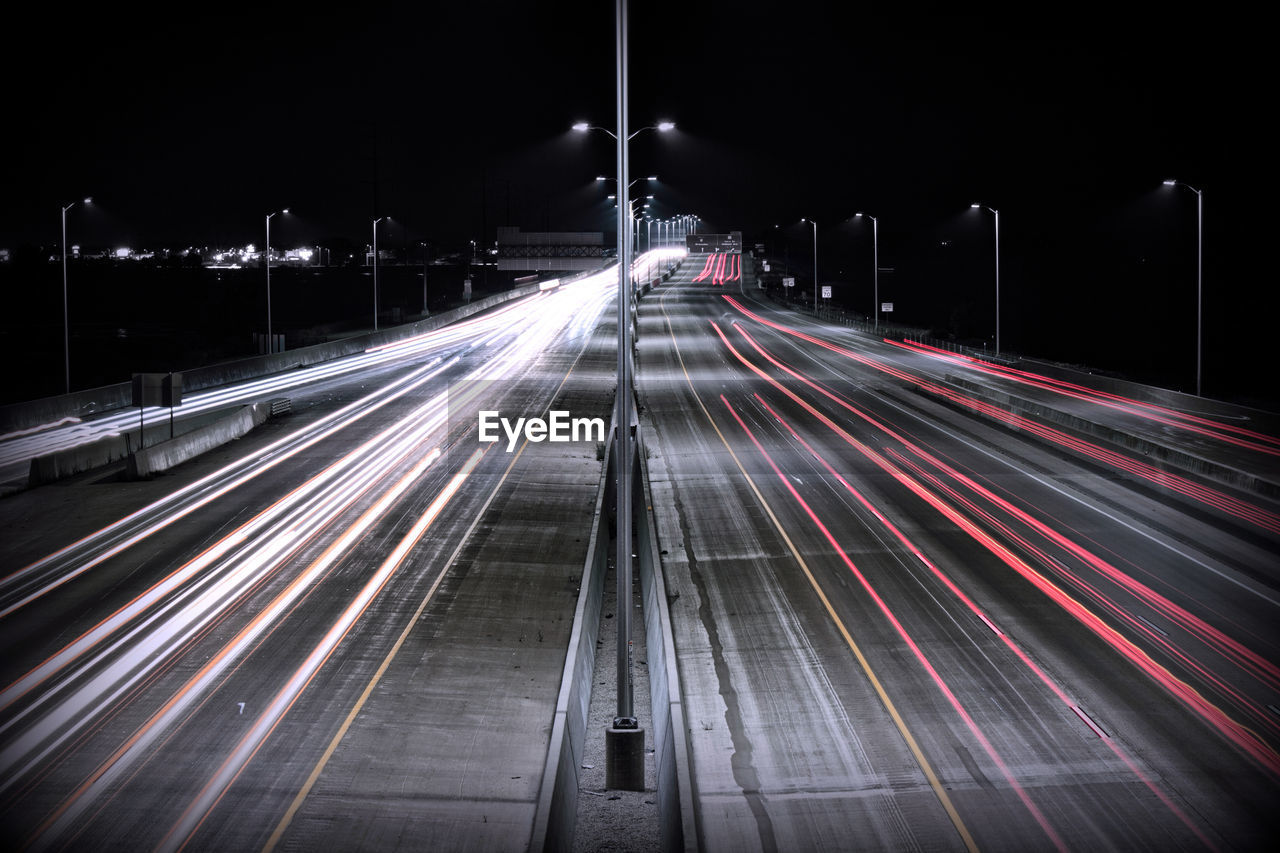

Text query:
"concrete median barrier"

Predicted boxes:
[[26, 405, 254, 488], [125, 401, 271, 480], [939, 373, 1280, 499], [531, 436, 614, 852]]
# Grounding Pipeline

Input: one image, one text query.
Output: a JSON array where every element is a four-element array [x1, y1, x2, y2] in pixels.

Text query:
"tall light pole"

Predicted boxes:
[[372, 216, 386, 331], [801, 218, 818, 313], [265, 208, 288, 353], [611, 0, 638, 772], [572, 10, 677, 784], [971, 203, 1000, 353], [1163, 179, 1204, 396], [599, 178, 657, 262], [855, 212, 879, 330], [61, 197, 91, 393], [420, 240, 430, 317]]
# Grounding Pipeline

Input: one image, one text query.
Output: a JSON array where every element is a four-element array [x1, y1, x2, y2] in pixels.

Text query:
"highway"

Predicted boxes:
[[639, 256, 1280, 850], [0, 265, 625, 851], [1, 245, 1277, 852]]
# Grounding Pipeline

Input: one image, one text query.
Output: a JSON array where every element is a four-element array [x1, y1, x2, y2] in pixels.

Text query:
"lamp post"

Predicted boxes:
[[572, 14, 678, 776], [971, 203, 1000, 353], [600, 178, 657, 261], [372, 217, 386, 331], [1163, 179, 1204, 396], [855, 212, 879, 330], [61, 196, 91, 393], [420, 241, 430, 316], [801, 218, 818, 313], [265, 208, 288, 353]]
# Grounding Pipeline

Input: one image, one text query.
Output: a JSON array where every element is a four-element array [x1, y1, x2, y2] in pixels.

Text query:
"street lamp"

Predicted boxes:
[[855, 212, 879, 330], [1163, 179, 1204, 396], [372, 217, 387, 331], [571, 22, 679, 765], [265, 208, 289, 353], [60, 196, 91, 393], [801, 218, 818, 313], [573, 121, 675, 141], [971, 203, 1001, 353], [420, 240, 431, 317]]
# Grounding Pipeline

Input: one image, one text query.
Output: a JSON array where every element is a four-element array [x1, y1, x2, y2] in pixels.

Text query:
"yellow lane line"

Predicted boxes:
[[263, 303, 604, 852], [656, 286, 979, 853]]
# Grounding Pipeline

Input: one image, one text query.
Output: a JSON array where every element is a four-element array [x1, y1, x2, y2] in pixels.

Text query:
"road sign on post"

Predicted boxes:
[[685, 233, 742, 254], [131, 373, 163, 407], [821, 286, 832, 299], [881, 302, 894, 313], [161, 372, 183, 407], [163, 373, 183, 439], [132, 373, 184, 445], [782, 277, 795, 288], [132, 373, 163, 450]]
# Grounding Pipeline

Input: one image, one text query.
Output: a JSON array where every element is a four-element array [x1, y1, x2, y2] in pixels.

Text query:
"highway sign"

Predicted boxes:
[[821, 286, 832, 299], [686, 232, 742, 254]]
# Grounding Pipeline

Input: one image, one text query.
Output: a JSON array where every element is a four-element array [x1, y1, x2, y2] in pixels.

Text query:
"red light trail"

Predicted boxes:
[[721, 295, 1280, 535], [708, 317, 1280, 780]]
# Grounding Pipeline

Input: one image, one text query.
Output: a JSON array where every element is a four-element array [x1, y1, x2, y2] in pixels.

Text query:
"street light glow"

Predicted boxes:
[[1163, 179, 1177, 186], [572, 122, 590, 132], [657, 121, 675, 131]]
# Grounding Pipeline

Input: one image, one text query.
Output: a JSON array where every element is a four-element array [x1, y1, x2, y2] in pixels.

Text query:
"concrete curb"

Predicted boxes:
[[27, 432, 132, 487], [125, 401, 271, 480], [531, 438, 615, 852]]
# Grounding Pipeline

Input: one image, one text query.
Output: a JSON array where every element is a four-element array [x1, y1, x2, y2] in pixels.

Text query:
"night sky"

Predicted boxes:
[[2, 3, 1270, 402]]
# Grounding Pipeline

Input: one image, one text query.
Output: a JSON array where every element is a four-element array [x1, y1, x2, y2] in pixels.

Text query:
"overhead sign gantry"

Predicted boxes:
[[686, 232, 742, 254]]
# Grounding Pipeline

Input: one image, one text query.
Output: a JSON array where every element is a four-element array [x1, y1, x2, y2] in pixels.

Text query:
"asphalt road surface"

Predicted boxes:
[[639, 255, 1280, 851], [2, 248, 1277, 852], [0, 269, 621, 851]]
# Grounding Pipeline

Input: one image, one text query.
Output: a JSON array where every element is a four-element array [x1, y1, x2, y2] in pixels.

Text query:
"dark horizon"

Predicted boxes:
[[2, 2, 1270, 405]]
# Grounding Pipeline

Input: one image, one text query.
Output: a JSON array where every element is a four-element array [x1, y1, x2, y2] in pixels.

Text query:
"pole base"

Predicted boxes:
[[605, 725, 646, 791]]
